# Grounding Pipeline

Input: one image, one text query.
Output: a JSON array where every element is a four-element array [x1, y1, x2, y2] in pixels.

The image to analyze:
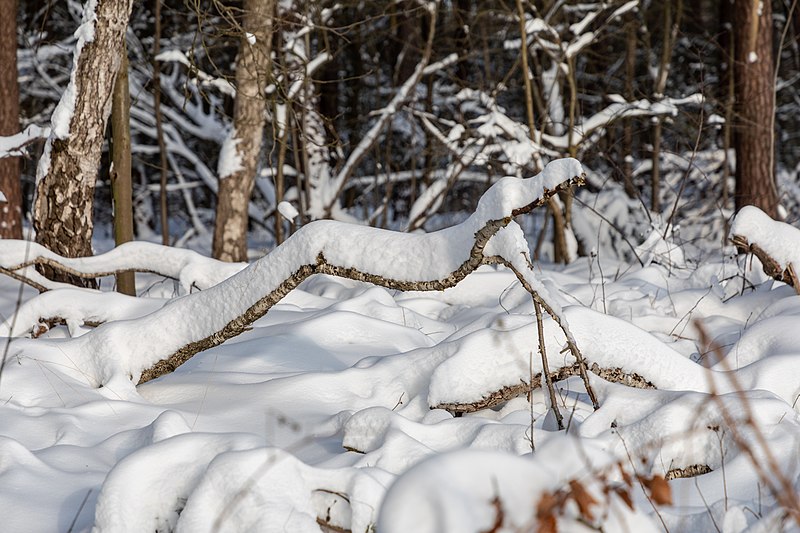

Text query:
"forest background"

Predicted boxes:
[[0, 0, 791, 270]]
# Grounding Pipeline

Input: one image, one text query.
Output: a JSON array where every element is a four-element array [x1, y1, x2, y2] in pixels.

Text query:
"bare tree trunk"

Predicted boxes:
[[153, 0, 170, 246], [0, 0, 22, 239], [720, 1, 734, 209], [33, 0, 134, 286], [651, 0, 682, 214], [212, 0, 277, 262], [111, 44, 135, 296], [621, 12, 637, 199], [733, 0, 778, 217]]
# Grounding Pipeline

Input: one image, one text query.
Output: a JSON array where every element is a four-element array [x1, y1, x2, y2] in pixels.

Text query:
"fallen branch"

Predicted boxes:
[[665, 464, 712, 480], [139, 162, 585, 383], [432, 363, 654, 414], [0, 288, 164, 337], [730, 205, 800, 294], [730, 235, 800, 292]]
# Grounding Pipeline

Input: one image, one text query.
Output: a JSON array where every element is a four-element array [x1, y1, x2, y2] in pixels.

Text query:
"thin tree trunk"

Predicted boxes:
[[651, 0, 682, 213], [153, 0, 169, 245], [212, 0, 277, 262], [721, 2, 735, 210], [621, 12, 637, 199], [733, 0, 778, 217], [0, 0, 22, 239], [111, 44, 135, 296], [33, 0, 134, 287]]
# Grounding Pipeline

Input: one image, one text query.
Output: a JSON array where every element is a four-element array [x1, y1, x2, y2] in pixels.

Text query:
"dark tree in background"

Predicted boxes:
[[733, 0, 779, 218], [0, 0, 22, 239]]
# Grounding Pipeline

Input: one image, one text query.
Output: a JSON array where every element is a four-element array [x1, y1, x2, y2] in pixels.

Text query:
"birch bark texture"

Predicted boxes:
[[212, 0, 277, 262], [733, 0, 778, 217], [0, 0, 22, 239], [33, 0, 134, 283]]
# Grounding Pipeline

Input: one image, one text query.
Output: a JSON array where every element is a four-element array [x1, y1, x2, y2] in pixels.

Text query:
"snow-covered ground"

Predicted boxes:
[[2, 173, 800, 531]]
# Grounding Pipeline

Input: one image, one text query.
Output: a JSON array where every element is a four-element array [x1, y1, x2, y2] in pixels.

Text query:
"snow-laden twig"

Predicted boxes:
[[0, 125, 50, 158]]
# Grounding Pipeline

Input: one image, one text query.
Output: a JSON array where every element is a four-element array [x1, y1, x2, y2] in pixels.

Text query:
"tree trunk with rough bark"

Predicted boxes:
[[733, 0, 778, 217], [0, 0, 22, 239], [212, 0, 276, 262], [33, 0, 134, 286]]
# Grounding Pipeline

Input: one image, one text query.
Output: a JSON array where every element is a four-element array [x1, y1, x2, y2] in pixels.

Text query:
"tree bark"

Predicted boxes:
[[0, 0, 22, 239], [212, 0, 276, 262], [33, 0, 134, 286], [111, 44, 135, 296], [733, 0, 778, 217]]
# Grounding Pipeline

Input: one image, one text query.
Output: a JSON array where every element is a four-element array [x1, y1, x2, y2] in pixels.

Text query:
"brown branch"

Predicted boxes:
[[535, 298, 564, 429], [665, 464, 712, 480], [731, 234, 800, 293], [432, 363, 654, 414], [494, 256, 600, 410], [0, 266, 48, 292]]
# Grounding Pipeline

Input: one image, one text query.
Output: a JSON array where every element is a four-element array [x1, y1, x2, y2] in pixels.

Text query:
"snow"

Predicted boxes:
[[49, 0, 98, 140], [218, 129, 245, 178], [0, 124, 50, 158], [277, 200, 299, 221], [5, 159, 800, 531]]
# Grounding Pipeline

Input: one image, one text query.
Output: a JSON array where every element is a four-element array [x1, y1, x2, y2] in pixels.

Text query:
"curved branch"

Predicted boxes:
[[731, 234, 800, 292], [139, 167, 585, 383]]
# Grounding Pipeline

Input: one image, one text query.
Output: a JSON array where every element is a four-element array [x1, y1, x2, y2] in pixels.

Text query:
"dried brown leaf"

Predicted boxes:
[[614, 486, 634, 510], [640, 474, 672, 506], [568, 480, 598, 521]]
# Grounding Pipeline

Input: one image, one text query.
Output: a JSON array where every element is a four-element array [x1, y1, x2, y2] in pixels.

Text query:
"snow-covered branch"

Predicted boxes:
[[37, 159, 585, 391], [0, 125, 50, 158], [541, 94, 703, 152], [0, 240, 245, 293]]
